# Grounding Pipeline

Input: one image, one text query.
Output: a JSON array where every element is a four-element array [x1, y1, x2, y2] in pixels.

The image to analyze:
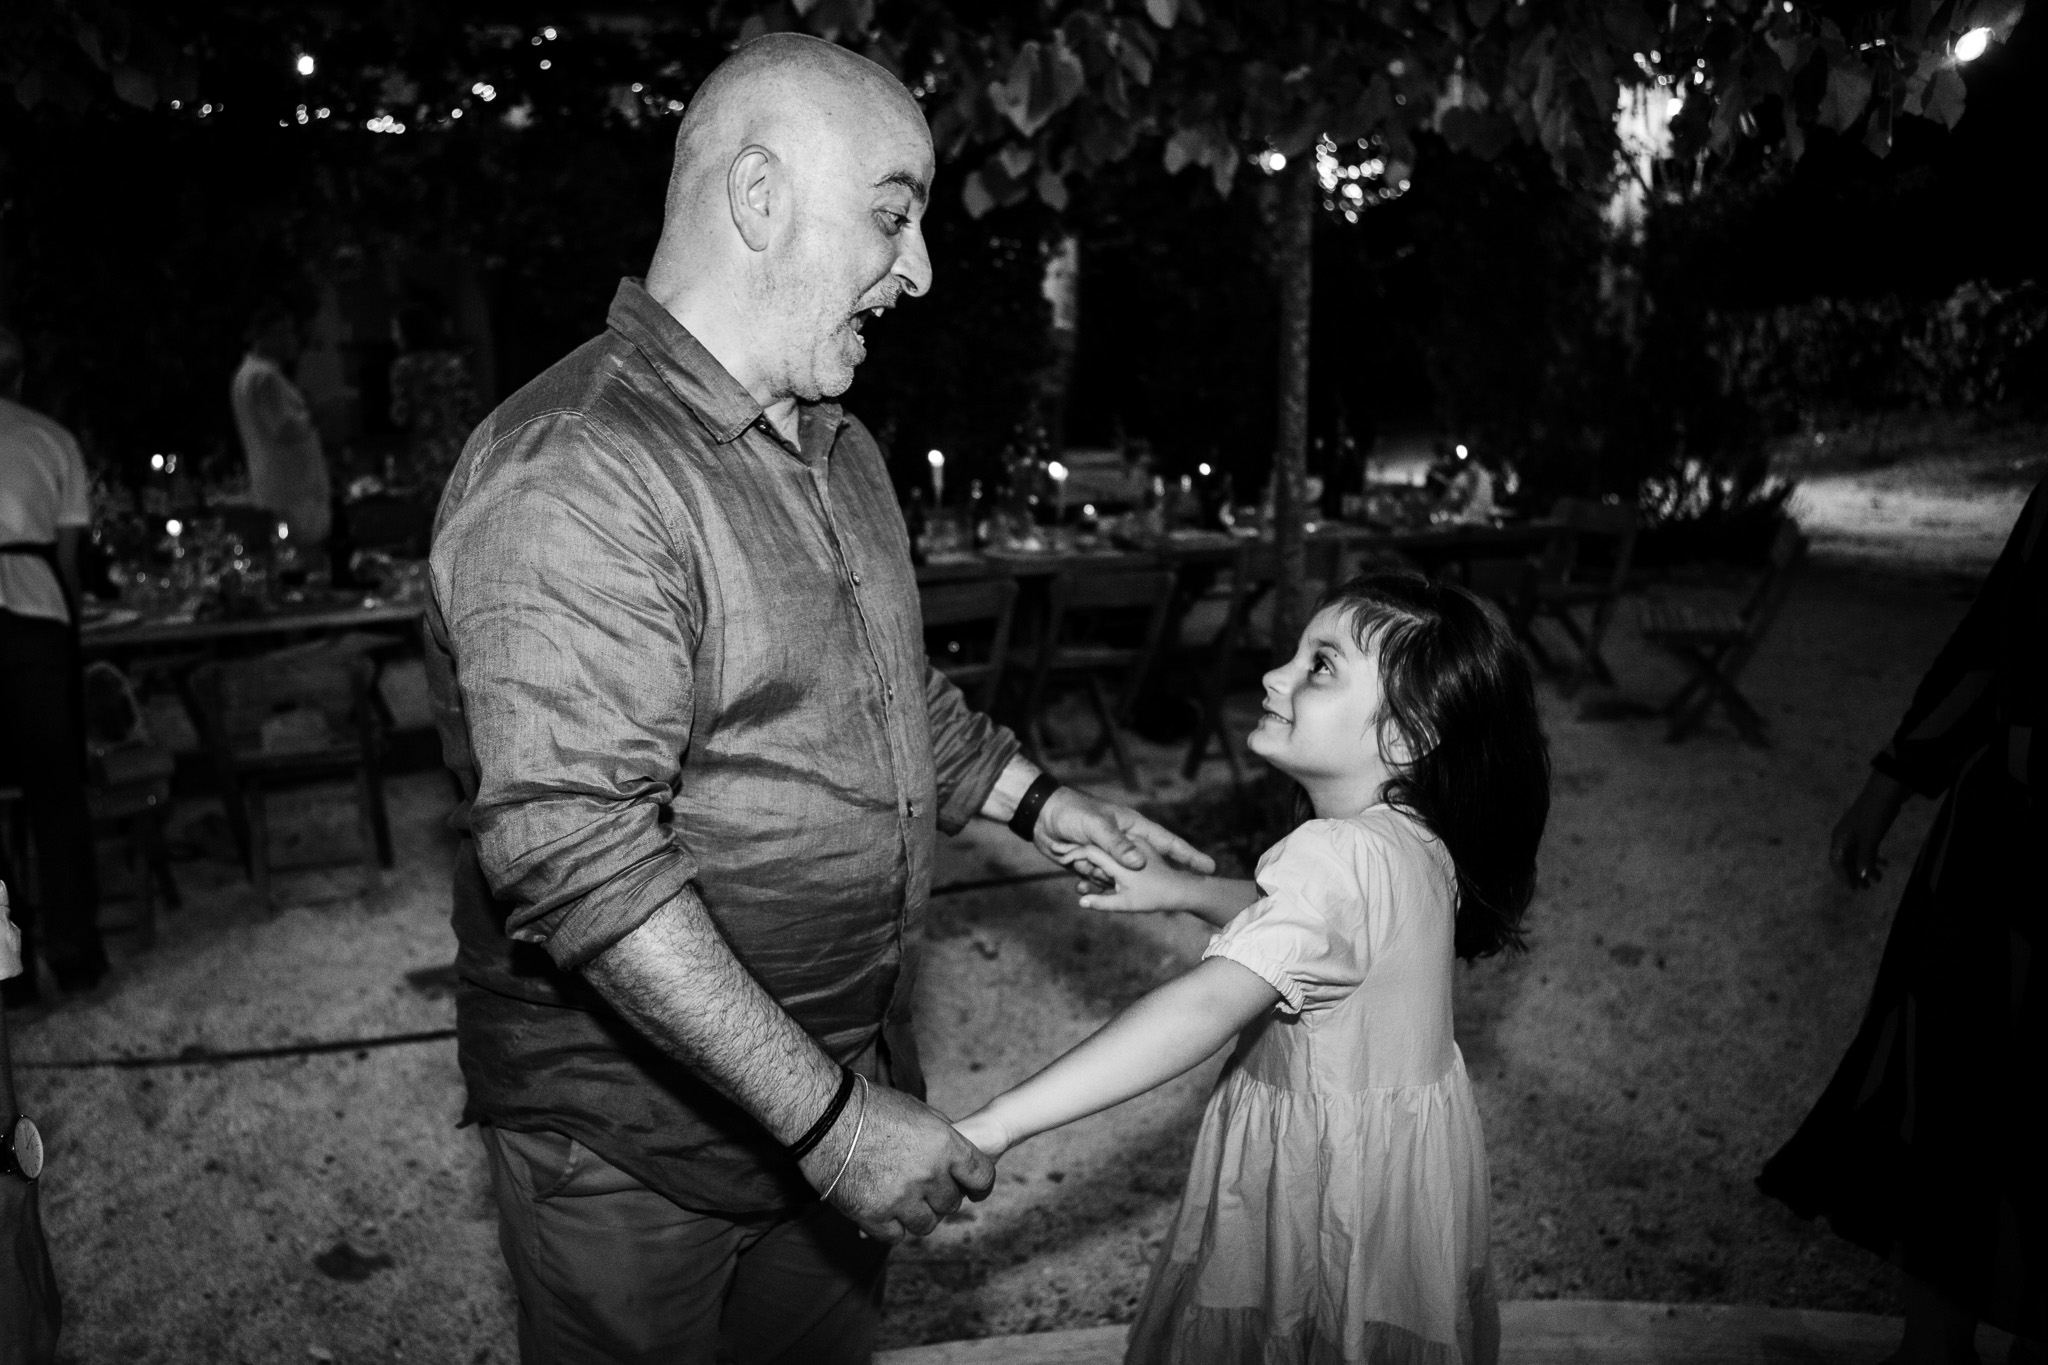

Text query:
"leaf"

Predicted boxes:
[[110, 64, 155, 109], [989, 39, 1087, 137], [1036, 168, 1070, 210], [14, 68, 44, 111], [1863, 96, 1893, 157], [1467, 0, 1502, 26], [987, 44, 1038, 133], [1766, 32, 1811, 71], [1209, 153, 1238, 198], [1117, 36, 1154, 86], [73, 20, 107, 72], [997, 143, 1035, 178], [1164, 124, 1204, 174], [1146, 0, 1179, 29], [1438, 107, 1515, 158], [1924, 66, 1966, 128], [1816, 59, 1873, 132], [962, 170, 996, 219]]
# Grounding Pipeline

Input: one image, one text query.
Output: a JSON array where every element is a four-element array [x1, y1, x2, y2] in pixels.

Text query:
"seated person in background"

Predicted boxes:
[[231, 301, 331, 552], [0, 324, 105, 1005]]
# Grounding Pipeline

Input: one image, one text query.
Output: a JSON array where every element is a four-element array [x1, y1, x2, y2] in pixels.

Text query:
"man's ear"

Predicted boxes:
[[729, 145, 780, 253]]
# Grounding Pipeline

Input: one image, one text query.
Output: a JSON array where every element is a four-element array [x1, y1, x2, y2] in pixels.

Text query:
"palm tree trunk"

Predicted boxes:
[[1270, 159, 1314, 662]]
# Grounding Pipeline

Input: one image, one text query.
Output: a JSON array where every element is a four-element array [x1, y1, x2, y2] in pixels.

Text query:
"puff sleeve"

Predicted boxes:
[[1202, 819, 1375, 1017]]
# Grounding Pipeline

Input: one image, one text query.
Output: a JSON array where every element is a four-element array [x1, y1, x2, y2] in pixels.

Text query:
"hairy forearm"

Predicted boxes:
[[980, 958, 1278, 1149], [581, 892, 838, 1147]]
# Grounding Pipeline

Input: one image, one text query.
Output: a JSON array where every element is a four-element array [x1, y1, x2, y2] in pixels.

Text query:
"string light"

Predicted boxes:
[[1955, 26, 1992, 60]]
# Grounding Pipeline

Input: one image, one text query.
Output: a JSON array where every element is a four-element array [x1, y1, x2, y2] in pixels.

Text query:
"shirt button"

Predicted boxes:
[[850, 570, 862, 585], [886, 684, 896, 701]]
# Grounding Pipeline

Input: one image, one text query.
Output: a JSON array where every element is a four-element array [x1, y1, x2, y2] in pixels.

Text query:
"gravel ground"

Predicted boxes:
[[6, 464, 2032, 1359]]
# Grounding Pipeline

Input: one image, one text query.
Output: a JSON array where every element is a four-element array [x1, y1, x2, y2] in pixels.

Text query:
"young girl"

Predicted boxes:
[[955, 571, 1549, 1365]]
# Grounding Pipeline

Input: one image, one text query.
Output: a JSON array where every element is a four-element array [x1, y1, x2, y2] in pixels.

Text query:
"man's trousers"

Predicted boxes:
[[481, 1125, 889, 1365]]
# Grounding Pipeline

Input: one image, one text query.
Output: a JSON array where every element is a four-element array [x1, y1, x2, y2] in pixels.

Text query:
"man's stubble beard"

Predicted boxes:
[[760, 209, 863, 403]]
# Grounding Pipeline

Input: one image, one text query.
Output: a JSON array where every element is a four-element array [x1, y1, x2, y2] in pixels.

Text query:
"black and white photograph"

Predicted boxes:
[[0, 2, 2040, 1362]]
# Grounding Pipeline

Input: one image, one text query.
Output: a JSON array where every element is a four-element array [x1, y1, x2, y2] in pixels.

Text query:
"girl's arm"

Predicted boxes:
[[1071, 843, 1261, 929], [955, 957, 1280, 1157]]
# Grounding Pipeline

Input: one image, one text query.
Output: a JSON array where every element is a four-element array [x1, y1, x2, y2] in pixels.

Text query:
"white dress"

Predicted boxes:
[[1125, 807, 1497, 1365]]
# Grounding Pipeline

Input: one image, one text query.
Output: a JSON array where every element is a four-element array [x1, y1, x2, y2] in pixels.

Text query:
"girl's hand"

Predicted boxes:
[[953, 1107, 1012, 1159], [1070, 845, 1205, 915]]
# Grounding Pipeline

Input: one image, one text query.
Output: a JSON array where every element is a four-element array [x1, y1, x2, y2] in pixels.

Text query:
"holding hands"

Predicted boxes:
[[802, 1081, 995, 1243], [1031, 786, 1215, 880], [951, 828, 1264, 1165]]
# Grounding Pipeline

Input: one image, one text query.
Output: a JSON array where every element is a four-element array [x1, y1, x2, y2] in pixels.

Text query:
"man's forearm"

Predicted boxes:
[[581, 891, 840, 1149]]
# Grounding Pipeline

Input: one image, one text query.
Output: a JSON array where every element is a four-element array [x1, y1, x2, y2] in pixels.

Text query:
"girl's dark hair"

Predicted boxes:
[[1316, 569, 1551, 960]]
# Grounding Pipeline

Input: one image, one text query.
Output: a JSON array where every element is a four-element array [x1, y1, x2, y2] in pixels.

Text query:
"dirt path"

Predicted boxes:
[[5, 550, 1994, 1360]]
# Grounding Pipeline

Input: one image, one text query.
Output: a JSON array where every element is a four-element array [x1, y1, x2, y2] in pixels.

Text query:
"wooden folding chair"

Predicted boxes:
[[186, 642, 393, 906], [1182, 544, 1272, 783], [920, 575, 1019, 713], [1640, 519, 1807, 746], [82, 662, 180, 946], [1517, 497, 1638, 695], [1024, 566, 1179, 790]]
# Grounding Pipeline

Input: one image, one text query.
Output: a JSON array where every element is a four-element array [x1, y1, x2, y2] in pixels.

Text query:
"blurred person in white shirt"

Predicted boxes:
[[230, 301, 331, 551], [0, 323, 105, 1007]]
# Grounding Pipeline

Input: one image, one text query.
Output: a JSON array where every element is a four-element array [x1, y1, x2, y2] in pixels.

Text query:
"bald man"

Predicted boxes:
[[426, 34, 1211, 1364]]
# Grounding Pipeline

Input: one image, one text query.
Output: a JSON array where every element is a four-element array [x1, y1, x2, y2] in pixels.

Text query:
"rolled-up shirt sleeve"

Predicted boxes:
[[1202, 820, 1370, 1017], [924, 663, 1021, 834], [434, 411, 701, 969]]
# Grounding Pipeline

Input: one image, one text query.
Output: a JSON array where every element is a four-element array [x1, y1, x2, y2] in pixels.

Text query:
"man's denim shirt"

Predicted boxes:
[[426, 279, 1020, 1212]]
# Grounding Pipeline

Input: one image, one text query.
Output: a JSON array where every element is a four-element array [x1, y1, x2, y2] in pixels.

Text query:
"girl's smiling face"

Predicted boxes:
[[1247, 604, 1404, 816]]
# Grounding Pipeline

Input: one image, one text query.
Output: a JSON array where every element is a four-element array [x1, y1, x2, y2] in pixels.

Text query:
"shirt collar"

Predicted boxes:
[[605, 277, 845, 455]]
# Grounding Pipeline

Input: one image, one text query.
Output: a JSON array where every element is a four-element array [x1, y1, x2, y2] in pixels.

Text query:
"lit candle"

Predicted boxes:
[[927, 448, 945, 506], [1048, 460, 1069, 523]]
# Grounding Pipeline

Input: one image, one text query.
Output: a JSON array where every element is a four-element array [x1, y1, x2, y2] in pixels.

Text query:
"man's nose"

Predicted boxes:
[[895, 227, 932, 299]]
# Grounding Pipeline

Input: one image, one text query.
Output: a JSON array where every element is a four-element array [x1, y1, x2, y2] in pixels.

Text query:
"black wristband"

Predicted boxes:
[[786, 1067, 857, 1163], [1008, 772, 1062, 843]]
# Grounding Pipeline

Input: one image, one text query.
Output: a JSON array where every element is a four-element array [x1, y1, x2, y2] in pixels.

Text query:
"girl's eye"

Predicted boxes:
[[1311, 651, 1334, 676]]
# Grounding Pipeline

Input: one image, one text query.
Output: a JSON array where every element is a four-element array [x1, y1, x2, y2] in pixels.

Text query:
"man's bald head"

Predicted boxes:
[[662, 34, 923, 225], [645, 33, 935, 411]]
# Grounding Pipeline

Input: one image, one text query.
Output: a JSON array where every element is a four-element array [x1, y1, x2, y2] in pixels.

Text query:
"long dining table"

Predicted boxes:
[[78, 596, 427, 659], [912, 517, 1561, 587]]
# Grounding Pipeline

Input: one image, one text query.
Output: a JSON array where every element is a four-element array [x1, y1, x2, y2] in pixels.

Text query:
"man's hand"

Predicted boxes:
[[1830, 771, 1910, 891], [1035, 787, 1215, 878], [951, 1107, 1011, 1160], [803, 1084, 995, 1243], [1070, 843, 1210, 916], [1, 882, 22, 982]]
